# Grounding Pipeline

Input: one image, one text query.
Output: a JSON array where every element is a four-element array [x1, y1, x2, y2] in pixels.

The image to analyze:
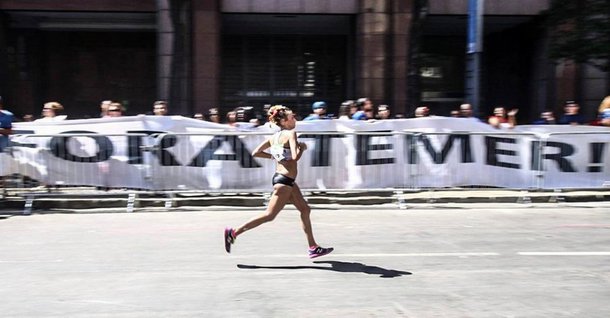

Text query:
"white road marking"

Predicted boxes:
[[518, 252, 610, 256], [4, 252, 609, 264], [230, 251, 610, 258], [0, 259, 64, 263], [230, 252, 500, 258], [333, 252, 501, 257]]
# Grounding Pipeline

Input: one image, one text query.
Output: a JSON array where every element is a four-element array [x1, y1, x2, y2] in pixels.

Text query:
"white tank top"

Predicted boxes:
[[269, 131, 293, 162]]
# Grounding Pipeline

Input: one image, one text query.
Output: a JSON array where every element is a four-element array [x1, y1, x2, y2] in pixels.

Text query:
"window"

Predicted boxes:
[[221, 35, 347, 118]]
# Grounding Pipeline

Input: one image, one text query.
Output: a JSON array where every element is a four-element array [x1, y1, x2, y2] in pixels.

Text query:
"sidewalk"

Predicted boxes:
[[2, 187, 610, 212]]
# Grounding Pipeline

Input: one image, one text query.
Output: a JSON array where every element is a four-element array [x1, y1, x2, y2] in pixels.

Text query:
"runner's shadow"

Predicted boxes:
[[237, 260, 411, 278]]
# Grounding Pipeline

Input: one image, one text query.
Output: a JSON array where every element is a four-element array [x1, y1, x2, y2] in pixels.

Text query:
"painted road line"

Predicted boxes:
[[0, 259, 64, 263], [518, 252, 610, 256], [229, 252, 610, 258], [334, 253, 501, 257], [229, 252, 500, 258]]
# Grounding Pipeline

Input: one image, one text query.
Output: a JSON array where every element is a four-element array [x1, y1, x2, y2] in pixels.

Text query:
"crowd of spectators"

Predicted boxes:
[[2, 95, 608, 190], [219, 97, 608, 129], [0, 96, 13, 151], [1, 95, 610, 133]]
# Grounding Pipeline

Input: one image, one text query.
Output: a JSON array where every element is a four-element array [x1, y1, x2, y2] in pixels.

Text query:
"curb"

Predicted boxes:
[[2, 190, 610, 212]]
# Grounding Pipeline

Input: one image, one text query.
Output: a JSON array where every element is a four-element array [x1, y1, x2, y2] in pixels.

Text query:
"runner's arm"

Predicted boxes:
[[288, 130, 305, 161], [251, 138, 272, 159]]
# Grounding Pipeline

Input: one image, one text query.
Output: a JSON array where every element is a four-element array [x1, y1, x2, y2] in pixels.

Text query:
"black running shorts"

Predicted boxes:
[[272, 173, 295, 187]]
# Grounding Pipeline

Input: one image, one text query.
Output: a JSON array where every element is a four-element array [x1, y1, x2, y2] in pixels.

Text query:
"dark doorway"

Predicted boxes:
[[221, 35, 347, 119], [41, 31, 156, 118], [220, 14, 352, 119]]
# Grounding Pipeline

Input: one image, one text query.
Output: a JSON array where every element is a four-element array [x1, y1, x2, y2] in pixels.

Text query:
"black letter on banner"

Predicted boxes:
[[50, 131, 112, 162], [405, 134, 473, 164], [530, 141, 576, 172], [356, 133, 394, 165], [420, 134, 474, 164], [189, 135, 260, 168], [588, 143, 605, 173], [299, 134, 345, 167], [485, 136, 520, 169], [156, 134, 181, 166], [126, 130, 164, 164], [405, 134, 419, 164]]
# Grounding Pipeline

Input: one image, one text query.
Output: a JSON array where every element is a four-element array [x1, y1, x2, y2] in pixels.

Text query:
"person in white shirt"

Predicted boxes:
[[35, 102, 67, 122]]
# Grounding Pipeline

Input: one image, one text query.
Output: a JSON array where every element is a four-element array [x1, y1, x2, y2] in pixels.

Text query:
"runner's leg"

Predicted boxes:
[[234, 184, 291, 237], [290, 183, 317, 247]]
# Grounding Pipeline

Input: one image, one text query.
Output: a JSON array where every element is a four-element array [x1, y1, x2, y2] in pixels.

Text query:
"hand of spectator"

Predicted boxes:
[[488, 116, 500, 128], [508, 109, 519, 117]]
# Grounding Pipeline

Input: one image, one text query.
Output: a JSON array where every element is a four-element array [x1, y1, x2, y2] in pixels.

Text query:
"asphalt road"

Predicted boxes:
[[1, 203, 610, 317]]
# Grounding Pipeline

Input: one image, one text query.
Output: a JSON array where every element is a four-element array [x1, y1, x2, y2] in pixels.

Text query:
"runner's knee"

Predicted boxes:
[[263, 211, 277, 222], [300, 205, 311, 215]]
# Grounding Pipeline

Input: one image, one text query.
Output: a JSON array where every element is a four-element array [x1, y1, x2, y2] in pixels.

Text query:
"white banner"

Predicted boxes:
[[2, 115, 610, 190]]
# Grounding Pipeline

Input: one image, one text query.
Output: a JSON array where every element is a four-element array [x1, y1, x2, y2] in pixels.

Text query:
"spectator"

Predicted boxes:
[[414, 106, 430, 118], [207, 108, 221, 123], [0, 96, 14, 152], [22, 114, 34, 122], [598, 96, 610, 127], [35, 101, 67, 121], [259, 104, 272, 125], [532, 110, 556, 125], [599, 109, 610, 127], [450, 110, 460, 117], [488, 106, 517, 129], [351, 98, 367, 120], [106, 103, 123, 117], [235, 106, 256, 122], [233, 106, 260, 129], [352, 98, 375, 120], [337, 99, 357, 118], [226, 110, 237, 127], [337, 101, 351, 120], [459, 103, 484, 122], [459, 103, 475, 118], [558, 100, 585, 125], [193, 113, 204, 120], [303, 101, 331, 121], [153, 100, 168, 116], [377, 104, 392, 119], [347, 100, 359, 118], [99, 100, 112, 117]]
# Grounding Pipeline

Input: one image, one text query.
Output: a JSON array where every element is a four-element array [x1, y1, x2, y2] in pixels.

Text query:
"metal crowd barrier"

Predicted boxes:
[[2, 130, 610, 213], [542, 132, 610, 190], [3, 133, 152, 214]]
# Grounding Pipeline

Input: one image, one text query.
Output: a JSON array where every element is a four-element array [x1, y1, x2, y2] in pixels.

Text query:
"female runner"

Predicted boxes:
[[224, 105, 333, 258]]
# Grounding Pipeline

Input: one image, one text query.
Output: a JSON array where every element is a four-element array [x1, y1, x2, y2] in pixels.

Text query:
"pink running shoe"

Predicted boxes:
[[224, 227, 236, 253], [308, 246, 334, 258]]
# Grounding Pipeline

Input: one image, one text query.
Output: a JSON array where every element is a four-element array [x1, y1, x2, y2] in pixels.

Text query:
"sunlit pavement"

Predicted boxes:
[[1, 203, 610, 317]]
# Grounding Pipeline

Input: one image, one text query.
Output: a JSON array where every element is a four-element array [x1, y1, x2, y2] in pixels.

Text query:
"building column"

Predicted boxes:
[[356, 0, 391, 105], [0, 13, 6, 100], [192, 0, 220, 115], [157, 0, 192, 115], [390, 0, 413, 117]]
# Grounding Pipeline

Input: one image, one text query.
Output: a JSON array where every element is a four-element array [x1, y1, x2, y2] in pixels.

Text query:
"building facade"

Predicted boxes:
[[0, 0, 607, 122]]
